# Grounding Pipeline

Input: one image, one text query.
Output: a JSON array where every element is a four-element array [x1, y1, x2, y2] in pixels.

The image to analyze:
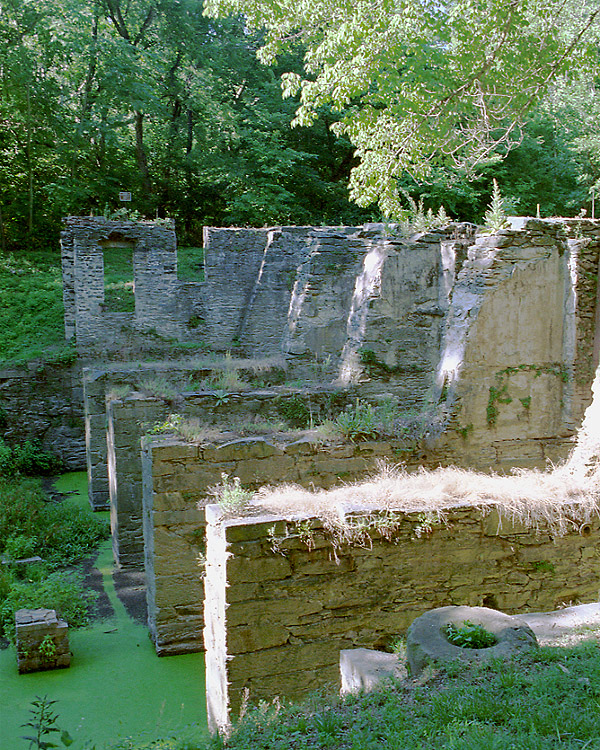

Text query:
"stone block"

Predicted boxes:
[[227, 556, 292, 583], [15, 609, 70, 673], [204, 438, 282, 462]]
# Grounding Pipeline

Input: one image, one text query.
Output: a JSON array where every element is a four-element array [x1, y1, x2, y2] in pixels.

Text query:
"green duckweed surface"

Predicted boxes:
[[0, 472, 207, 750]]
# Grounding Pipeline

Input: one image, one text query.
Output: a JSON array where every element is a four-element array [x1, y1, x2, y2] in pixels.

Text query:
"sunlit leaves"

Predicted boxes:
[[205, 0, 600, 216]]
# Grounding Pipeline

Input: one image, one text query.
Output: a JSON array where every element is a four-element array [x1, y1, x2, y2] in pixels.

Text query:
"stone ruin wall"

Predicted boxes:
[[141, 435, 415, 656], [0, 361, 85, 470], [203, 502, 600, 733], [106, 385, 355, 569]]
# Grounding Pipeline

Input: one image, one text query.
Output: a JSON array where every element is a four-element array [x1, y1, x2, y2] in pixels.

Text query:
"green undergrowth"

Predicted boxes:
[[0, 474, 109, 640], [0, 251, 68, 366], [207, 644, 600, 750]]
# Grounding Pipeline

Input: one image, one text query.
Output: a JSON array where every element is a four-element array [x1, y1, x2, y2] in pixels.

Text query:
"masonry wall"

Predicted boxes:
[[61, 217, 198, 352], [107, 386, 353, 568], [204, 503, 600, 732], [141, 436, 418, 655], [0, 362, 85, 470], [432, 219, 600, 469]]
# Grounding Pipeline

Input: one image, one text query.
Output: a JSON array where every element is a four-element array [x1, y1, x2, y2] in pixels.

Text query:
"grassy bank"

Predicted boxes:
[[0, 245, 204, 367], [207, 642, 600, 750]]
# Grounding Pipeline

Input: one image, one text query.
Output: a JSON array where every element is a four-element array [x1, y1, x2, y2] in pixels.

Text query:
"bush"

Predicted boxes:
[[0, 476, 109, 566], [0, 570, 96, 641], [0, 439, 63, 477]]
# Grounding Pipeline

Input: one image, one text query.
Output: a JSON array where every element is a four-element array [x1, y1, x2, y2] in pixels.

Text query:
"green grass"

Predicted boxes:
[[0, 245, 205, 366], [103, 247, 135, 313], [0, 252, 68, 365], [177, 247, 205, 281], [205, 645, 600, 750]]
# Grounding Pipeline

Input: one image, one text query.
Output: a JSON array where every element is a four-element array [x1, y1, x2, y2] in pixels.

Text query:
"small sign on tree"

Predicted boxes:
[[119, 192, 132, 202]]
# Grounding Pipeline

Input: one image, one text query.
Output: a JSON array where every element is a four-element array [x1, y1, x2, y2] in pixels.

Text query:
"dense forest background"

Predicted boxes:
[[1, 0, 599, 250]]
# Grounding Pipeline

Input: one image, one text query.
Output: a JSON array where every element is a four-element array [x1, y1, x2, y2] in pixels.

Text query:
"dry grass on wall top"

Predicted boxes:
[[241, 461, 600, 538]]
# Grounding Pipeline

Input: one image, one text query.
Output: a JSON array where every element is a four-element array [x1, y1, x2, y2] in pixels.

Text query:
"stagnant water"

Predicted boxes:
[[0, 472, 208, 750]]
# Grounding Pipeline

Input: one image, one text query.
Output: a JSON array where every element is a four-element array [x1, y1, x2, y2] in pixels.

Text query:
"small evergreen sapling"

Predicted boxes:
[[483, 179, 509, 233]]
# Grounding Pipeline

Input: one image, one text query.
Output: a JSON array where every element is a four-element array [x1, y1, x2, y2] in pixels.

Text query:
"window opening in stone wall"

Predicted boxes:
[[101, 239, 135, 313], [177, 245, 205, 281]]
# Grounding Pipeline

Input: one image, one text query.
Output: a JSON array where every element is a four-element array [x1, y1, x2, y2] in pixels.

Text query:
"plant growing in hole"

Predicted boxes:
[[21, 695, 74, 749], [444, 620, 497, 649], [209, 473, 254, 514]]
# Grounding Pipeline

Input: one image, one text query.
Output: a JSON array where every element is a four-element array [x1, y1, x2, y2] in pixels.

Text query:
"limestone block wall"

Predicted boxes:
[[61, 217, 193, 351], [434, 219, 600, 469], [107, 386, 353, 568], [204, 503, 600, 732], [201, 227, 313, 353], [0, 362, 85, 470], [141, 436, 414, 655], [283, 224, 476, 395]]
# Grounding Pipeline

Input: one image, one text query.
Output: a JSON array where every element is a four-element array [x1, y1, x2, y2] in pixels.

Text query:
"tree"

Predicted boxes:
[[204, 0, 600, 218]]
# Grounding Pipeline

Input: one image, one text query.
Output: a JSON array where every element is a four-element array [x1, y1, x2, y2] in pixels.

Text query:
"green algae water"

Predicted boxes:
[[0, 472, 208, 750]]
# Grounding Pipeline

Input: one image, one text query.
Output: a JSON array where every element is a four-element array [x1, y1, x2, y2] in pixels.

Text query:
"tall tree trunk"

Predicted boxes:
[[26, 88, 33, 235], [134, 110, 152, 196]]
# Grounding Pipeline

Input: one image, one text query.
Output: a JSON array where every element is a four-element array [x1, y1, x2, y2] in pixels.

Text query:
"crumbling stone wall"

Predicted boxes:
[[432, 219, 600, 469], [61, 217, 198, 352], [108, 385, 353, 568], [204, 503, 600, 732], [141, 436, 413, 655]]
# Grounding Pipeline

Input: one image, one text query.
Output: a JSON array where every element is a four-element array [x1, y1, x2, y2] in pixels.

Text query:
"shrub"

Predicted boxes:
[[0, 570, 97, 641], [0, 476, 109, 566], [0, 439, 63, 477]]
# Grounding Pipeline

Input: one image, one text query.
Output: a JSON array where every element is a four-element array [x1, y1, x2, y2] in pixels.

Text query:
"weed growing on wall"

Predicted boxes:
[[482, 179, 509, 233], [208, 473, 254, 515], [138, 376, 179, 402], [486, 363, 569, 426]]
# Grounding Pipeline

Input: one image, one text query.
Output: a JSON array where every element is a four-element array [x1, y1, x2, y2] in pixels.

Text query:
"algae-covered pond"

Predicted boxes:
[[0, 473, 208, 750]]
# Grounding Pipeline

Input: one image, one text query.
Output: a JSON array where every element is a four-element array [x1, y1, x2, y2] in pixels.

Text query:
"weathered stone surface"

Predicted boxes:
[[406, 605, 538, 676], [15, 609, 70, 673], [340, 648, 405, 694]]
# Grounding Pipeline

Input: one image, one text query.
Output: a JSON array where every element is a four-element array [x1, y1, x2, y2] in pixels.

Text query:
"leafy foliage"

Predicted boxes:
[[206, 0, 600, 218], [21, 696, 74, 750], [1, 570, 96, 642], [0, 439, 63, 477], [444, 621, 497, 649], [0, 475, 107, 641], [0, 476, 109, 568]]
